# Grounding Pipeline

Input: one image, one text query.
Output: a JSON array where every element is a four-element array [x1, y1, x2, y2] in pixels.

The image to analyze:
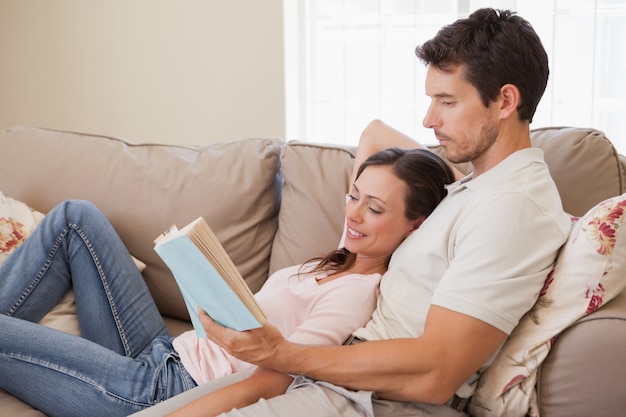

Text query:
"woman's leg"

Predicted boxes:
[[0, 199, 167, 355], [0, 318, 196, 417], [0, 200, 195, 416]]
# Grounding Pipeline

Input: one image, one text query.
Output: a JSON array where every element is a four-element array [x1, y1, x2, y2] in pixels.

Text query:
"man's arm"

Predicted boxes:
[[200, 305, 506, 404], [166, 367, 293, 417], [353, 119, 465, 183]]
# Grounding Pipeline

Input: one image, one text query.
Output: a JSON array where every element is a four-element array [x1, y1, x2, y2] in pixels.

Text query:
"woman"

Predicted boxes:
[[0, 147, 454, 417]]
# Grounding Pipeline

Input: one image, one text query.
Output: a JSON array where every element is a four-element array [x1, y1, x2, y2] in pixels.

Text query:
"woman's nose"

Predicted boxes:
[[346, 202, 363, 223]]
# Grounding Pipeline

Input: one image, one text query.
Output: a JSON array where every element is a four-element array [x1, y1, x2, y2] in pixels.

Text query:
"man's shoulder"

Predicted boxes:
[[469, 147, 548, 186], [465, 148, 560, 204], [450, 149, 569, 232]]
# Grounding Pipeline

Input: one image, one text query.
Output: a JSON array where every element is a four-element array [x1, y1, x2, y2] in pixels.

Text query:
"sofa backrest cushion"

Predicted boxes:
[[429, 127, 625, 217], [269, 142, 354, 274], [530, 127, 625, 217], [270, 127, 625, 278], [0, 127, 283, 321], [1, 125, 623, 323]]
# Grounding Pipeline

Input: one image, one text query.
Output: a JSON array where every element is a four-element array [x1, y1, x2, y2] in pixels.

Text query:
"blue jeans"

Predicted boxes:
[[0, 200, 197, 417]]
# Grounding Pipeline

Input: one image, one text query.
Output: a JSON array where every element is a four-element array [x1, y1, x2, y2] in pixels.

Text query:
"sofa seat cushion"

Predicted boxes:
[[469, 193, 626, 417]]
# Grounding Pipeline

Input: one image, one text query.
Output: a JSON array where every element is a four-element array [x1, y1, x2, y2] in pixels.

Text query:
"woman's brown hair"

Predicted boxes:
[[302, 147, 455, 277]]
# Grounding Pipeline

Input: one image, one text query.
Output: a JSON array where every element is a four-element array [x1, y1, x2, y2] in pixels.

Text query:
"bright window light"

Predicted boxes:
[[284, 0, 626, 151]]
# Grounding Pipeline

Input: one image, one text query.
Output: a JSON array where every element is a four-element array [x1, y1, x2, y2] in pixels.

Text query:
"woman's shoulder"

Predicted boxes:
[[260, 262, 316, 289]]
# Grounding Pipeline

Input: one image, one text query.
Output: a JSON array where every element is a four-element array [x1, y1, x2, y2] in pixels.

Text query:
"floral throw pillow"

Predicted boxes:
[[469, 193, 626, 417], [0, 191, 45, 265]]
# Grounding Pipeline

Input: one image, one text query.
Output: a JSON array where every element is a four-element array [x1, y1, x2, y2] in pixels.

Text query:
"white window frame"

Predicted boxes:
[[284, 0, 626, 151]]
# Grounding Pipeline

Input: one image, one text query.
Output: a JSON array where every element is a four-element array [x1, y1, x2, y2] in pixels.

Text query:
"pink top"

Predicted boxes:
[[173, 263, 381, 384]]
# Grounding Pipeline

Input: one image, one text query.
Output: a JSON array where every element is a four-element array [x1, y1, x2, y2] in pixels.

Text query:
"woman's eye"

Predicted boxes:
[[368, 206, 383, 215], [347, 194, 358, 201]]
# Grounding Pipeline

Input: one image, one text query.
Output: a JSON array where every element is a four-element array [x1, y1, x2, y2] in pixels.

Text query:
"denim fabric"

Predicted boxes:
[[0, 200, 197, 416]]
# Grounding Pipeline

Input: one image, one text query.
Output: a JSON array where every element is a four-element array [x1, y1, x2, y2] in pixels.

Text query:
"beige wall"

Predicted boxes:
[[0, 0, 285, 145]]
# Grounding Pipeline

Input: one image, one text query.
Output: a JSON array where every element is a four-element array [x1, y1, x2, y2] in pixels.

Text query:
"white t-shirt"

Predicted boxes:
[[174, 263, 381, 384], [353, 148, 571, 396]]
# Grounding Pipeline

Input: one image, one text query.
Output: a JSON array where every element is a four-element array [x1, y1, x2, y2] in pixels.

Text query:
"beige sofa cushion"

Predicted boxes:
[[269, 141, 354, 274], [530, 127, 625, 216], [0, 127, 283, 320]]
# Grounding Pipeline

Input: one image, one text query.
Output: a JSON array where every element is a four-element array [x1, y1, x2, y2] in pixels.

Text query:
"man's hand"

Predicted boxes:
[[199, 308, 286, 367]]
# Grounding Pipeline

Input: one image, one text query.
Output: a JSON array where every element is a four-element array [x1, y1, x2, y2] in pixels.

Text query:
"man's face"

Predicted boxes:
[[422, 64, 500, 174]]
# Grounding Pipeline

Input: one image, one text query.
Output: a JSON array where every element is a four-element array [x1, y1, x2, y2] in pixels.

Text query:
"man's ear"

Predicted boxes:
[[499, 84, 520, 119]]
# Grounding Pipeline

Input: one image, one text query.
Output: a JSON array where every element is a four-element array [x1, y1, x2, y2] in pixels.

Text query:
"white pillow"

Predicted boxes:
[[469, 193, 626, 417]]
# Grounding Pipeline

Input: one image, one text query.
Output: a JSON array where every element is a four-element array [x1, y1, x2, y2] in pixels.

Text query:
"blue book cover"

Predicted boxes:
[[154, 218, 265, 336]]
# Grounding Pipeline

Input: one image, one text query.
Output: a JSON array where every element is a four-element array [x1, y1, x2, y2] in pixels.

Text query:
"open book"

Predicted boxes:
[[154, 217, 266, 337]]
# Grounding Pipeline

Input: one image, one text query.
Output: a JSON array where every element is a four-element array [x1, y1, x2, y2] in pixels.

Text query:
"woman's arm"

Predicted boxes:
[[352, 119, 464, 182], [166, 368, 293, 417]]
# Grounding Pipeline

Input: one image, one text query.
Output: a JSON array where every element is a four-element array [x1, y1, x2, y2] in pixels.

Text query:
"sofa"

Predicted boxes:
[[0, 125, 625, 417]]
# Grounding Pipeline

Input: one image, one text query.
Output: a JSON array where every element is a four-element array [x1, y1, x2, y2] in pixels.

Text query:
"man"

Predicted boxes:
[[144, 8, 572, 417]]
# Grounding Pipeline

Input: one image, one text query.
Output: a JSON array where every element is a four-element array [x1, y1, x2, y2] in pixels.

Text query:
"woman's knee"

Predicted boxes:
[[44, 200, 110, 233], [56, 199, 103, 220]]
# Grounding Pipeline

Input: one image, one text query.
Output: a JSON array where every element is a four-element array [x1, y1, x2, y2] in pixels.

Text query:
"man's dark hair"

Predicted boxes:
[[415, 8, 549, 122]]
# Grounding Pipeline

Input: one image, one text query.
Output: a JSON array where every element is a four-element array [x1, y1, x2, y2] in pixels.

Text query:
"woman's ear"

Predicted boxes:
[[405, 217, 426, 238]]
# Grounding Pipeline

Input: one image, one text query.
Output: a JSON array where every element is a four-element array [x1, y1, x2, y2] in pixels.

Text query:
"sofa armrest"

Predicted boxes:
[[537, 288, 626, 417]]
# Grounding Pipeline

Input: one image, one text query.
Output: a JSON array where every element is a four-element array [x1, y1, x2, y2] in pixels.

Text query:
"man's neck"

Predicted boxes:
[[471, 122, 532, 178]]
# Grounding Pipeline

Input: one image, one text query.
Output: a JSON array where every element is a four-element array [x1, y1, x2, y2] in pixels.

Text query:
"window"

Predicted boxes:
[[285, 0, 626, 151]]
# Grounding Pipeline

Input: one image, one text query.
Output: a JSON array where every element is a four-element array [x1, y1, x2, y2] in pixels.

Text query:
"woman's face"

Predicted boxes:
[[344, 165, 419, 261]]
